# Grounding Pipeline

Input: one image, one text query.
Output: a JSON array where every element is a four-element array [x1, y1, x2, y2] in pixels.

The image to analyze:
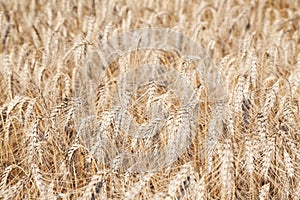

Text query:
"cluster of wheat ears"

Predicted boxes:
[[0, 0, 300, 199]]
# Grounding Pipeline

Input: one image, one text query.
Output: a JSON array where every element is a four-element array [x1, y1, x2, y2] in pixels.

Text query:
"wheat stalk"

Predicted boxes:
[[259, 183, 270, 200], [168, 162, 194, 199], [125, 172, 154, 200], [1, 0, 300, 199], [0, 178, 25, 200], [284, 148, 294, 178], [261, 137, 275, 178], [218, 139, 234, 199]]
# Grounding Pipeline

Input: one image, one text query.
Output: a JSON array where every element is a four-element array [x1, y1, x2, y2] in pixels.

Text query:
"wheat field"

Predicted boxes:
[[0, 0, 300, 199]]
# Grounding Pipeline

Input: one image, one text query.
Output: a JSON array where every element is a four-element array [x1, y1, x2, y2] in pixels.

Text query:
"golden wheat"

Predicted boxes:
[[0, 0, 300, 199]]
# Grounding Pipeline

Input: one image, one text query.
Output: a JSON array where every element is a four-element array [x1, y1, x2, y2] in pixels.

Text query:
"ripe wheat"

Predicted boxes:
[[0, 0, 300, 199]]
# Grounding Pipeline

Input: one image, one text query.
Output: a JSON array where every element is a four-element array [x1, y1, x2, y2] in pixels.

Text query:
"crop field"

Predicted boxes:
[[0, 0, 300, 199]]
